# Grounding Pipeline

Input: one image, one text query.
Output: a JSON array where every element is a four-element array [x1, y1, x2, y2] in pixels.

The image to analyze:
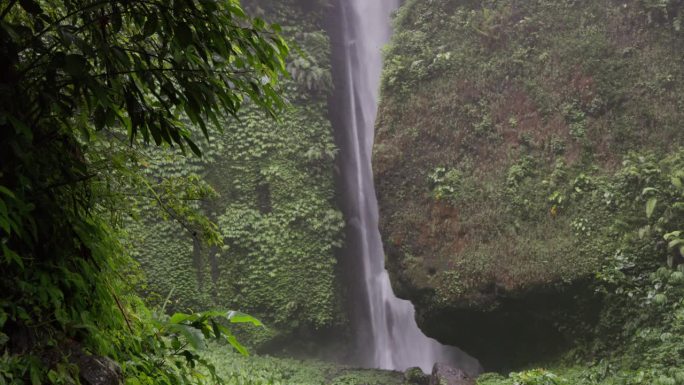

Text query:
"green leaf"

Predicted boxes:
[[668, 238, 684, 250], [185, 138, 202, 157], [227, 334, 249, 356], [673, 176, 683, 189], [227, 311, 262, 326], [29, 359, 41, 385], [169, 324, 205, 350], [169, 313, 192, 324], [646, 197, 657, 218], [2, 244, 23, 269], [171, 336, 181, 350], [125, 378, 142, 385], [210, 319, 221, 340], [0, 186, 15, 199]]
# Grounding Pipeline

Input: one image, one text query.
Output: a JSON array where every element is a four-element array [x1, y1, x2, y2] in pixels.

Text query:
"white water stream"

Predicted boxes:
[[337, 0, 481, 374]]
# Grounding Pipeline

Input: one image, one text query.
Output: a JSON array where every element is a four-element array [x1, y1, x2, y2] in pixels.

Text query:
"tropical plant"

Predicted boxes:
[[0, 0, 289, 383]]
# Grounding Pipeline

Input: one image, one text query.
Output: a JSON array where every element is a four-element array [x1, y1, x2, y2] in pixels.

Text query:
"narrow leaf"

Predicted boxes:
[[668, 238, 684, 250], [646, 197, 657, 218]]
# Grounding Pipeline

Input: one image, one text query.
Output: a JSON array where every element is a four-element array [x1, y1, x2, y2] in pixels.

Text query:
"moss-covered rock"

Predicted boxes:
[[405, 367, 430, 385], [375, 0, 684, 367]]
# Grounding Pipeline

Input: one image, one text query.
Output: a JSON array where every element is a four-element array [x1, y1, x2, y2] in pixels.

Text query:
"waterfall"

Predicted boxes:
[[333, 0, 482, 375]]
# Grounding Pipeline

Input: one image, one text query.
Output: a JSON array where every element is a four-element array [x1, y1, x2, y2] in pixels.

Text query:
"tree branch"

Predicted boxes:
[[112, 291, 134, 334]]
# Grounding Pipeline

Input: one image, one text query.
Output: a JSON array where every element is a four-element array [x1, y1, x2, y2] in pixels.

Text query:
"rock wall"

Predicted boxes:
[[375, 0, 684, 368]]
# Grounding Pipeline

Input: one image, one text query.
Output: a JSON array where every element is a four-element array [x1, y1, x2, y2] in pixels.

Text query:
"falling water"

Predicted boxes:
[[334, 0, 481, 375]]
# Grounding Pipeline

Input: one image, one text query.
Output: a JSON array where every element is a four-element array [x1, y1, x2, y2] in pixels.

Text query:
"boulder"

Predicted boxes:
[[76, 354, 123, 385], [429, 363, 474, 385], [405, 366, 430, 385]]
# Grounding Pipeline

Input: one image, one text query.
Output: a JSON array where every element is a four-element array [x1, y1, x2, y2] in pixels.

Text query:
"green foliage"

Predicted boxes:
[[286, 30, 333, 94], [1, 0, 287, 154], [127, 3, 344, 347], [473, 151, 684, 384], [510, 370, 569, 385], [0, 0, 290, 383], [428, 167, 464, 202], [201, 347, 404, 385], [374, 0, 684, 371], [121, 307, 264, 385], [375, 0, 684, 311], [478, 370, 568, 385]]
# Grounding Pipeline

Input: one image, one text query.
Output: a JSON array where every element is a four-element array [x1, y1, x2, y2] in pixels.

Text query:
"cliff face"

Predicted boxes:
[[131, 0, 345, 349], [375, 0, 684, 366]]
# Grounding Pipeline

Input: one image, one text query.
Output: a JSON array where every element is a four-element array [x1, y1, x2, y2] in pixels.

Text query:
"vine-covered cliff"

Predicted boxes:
[[129, 0, 345, 349], [375, 0, 684, 367]]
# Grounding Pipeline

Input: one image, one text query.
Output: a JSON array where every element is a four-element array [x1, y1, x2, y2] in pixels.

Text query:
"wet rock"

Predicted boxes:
[[405, 366, 430, 385], [429, 363, 474, 385], [76, 355, 123, 385]]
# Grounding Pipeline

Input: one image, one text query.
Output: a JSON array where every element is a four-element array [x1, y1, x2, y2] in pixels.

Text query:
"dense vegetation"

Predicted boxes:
[[128, 0, 345, 350], [471, 153, 684, 383], [0, 0, 296, 383], [2, 0, 683, 384], [375, 0, 684, 379], [203, 346, 404, 385]]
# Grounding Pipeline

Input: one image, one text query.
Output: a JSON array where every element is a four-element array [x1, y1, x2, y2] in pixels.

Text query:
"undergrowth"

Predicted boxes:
[[203, 346, 403, 385], [476, 151, 684, 383]]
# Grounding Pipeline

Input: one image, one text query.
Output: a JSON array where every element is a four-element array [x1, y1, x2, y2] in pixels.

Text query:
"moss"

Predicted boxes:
[[376, 0, 684, 367]]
